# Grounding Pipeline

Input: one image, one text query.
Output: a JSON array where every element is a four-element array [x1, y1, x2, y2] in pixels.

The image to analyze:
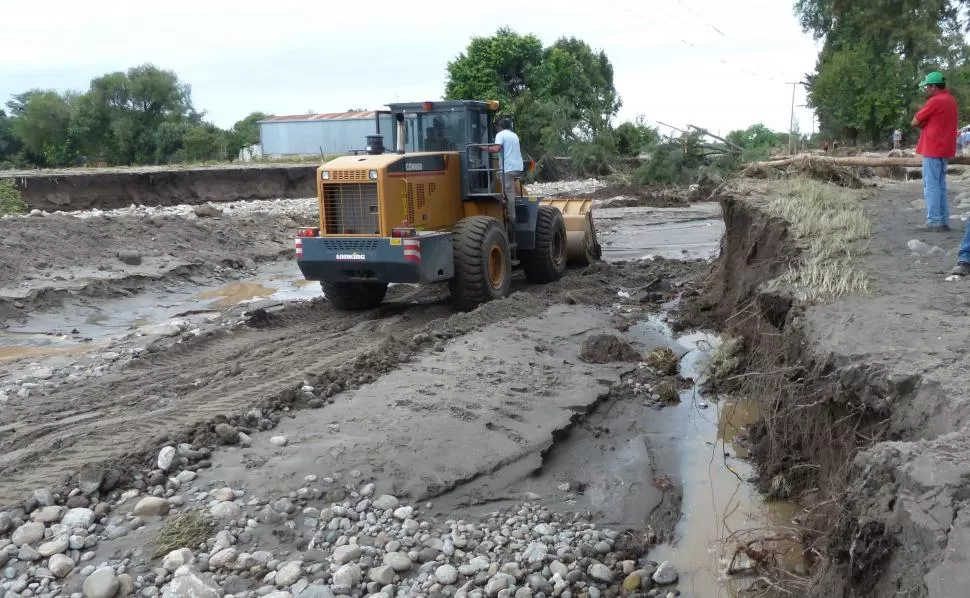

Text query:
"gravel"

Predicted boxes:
[[0, 449, 687, 598]]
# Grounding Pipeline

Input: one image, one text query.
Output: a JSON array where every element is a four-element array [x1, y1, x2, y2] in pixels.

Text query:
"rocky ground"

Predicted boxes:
[[0, 177, 736, 598]]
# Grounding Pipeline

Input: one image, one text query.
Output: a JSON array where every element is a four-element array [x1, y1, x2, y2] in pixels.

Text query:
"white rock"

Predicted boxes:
[[83, 567, 120, 598], [49, 553, 75, 578], [32, 505, 66, 522], [276, 561, 303, 586], [161, 572, 221, 598], [157, 446, 177, 471], [359, 483, 375, 497], [31, 367, 53, 380], [12, 521, 45, 546], [38, 536, 69, 557], [211, 487, 235, 502], [393, 506, 414, 520], [333, 563, 362, 587], [210, 501, 241, 519], [372, 495, 399, 511], [435, 564, 459, 585], [588, 563, 612, 583], [61, 508, 96, 529], [162, 548, 194, 572], [209, 547, 238, 570], [270, 436, 289, 447], [533, 523, 554, 536], [368, 565, 395, 585], [133, 496, 170, 517], [550, 561, 568, 579], [652, 561, 678, 585], [383, 552, 412, 572], [332, 544, 361, 565]]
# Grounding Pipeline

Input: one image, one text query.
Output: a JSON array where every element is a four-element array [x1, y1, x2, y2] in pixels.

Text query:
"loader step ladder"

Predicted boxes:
[[465, 143, 507, 199]]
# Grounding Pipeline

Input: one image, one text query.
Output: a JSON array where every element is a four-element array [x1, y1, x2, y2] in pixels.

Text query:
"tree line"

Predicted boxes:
[[0, 33, 792, 181], [796, 0, 970, 145], [0, 64, 268, 169], [443, 27, 792, 183]]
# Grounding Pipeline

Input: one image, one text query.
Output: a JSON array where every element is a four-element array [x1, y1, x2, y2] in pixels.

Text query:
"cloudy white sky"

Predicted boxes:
[[0, 0, 821, 138]]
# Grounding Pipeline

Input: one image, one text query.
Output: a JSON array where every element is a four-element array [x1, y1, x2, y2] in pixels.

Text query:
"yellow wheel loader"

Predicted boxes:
[[294, 100, 601, 312]]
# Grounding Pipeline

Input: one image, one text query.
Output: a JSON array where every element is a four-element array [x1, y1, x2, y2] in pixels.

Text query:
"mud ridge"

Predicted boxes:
[[677, 192, 970, 597]]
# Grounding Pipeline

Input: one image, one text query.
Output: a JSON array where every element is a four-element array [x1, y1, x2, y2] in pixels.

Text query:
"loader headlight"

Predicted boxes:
[[368, 170, 378, 180], [321, 171, 330, 180]]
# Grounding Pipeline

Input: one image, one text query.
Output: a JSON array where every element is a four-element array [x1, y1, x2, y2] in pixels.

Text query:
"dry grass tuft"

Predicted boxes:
[[702, 336, 744, 383], [656, 378, 680, 403], [645, 347, 679, 375], [0, 179, 26, 216], [764, 178, 872, 300], [151, 511, 212, 558]]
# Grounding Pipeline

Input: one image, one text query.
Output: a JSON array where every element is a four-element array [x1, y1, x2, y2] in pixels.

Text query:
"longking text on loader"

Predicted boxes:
[[294, 99, 601, 312]]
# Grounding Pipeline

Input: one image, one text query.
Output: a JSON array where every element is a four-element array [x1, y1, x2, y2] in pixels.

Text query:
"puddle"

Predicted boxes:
[[595, 205, 724, 261], [632, 316, 803, 598], [0, 260, 319, 361]]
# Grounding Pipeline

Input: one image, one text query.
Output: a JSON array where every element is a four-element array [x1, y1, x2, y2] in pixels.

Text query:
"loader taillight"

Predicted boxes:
[[297, 227, 319, 237], [391, 227, 417, 238], [295, 238, 303, 258], [402, 238, 421, 263]]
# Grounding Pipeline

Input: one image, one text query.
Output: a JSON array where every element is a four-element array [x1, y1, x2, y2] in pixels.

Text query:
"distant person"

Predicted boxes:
[[911, 70, 958, 232], [822, 140, 829, 153], [488, 118, 524, 215], [893, 128, 902, 150]]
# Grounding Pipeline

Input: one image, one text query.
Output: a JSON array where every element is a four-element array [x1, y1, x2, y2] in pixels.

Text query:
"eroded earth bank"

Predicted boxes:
[[682, 176, 970, 597]]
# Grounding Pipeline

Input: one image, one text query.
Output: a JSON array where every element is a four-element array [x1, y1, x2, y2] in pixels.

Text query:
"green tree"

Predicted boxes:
[[444, 28, 543, 105], [613, 118, 660, 157], [227, 111, 270, 158], [795, 0, 970, 143], [7, 90, 76, 166], [444, 28, 621, 166], [0, 109, 20, 165], [178, 125, 225, 162]]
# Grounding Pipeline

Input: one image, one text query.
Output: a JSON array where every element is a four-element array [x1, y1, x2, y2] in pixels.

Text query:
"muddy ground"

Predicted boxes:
[[681, 177, 970, 597], [0, 185, 781, 598]]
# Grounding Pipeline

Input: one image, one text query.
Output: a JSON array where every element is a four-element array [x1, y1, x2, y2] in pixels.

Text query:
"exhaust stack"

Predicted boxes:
[[395, 114, 406, 154]]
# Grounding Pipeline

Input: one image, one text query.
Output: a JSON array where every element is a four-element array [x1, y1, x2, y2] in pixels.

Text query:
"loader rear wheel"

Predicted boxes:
[[521, 205, 567, 283], [449, 216, 511, 312], [321, 281, 389, 311]]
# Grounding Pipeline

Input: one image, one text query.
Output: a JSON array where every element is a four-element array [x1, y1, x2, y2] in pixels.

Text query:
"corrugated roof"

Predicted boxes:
[[261, 111, 377, 123]]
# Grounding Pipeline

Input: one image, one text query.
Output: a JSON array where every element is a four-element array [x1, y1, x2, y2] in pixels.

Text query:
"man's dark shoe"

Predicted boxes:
[[950, 262, 970, 276], [922, 224, 951, 232]]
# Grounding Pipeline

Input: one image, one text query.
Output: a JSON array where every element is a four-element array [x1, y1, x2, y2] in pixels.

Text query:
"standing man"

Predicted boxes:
[[893, 128, 902, 150], [912, 70, 958, 232], [488, 118, 524, 223]]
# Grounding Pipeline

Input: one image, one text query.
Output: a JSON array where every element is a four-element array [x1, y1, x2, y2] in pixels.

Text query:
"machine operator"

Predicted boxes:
[[487, 118, 524, 221]]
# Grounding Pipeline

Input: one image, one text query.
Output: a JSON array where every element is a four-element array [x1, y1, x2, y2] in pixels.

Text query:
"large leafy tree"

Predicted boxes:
[[7, 90, 76, 166], [444, 28, 622, 166], [796, 0, 970, 143]]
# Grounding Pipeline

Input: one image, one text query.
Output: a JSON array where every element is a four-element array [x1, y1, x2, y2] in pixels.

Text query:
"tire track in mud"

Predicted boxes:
[[0, 260, 700, 506]]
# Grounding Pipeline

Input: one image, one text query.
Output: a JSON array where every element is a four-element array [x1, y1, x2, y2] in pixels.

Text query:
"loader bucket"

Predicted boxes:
[[538, 198, 602, 266]]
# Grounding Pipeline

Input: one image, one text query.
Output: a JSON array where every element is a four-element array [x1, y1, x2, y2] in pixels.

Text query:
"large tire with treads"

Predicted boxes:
[[321, 281, 389, 311], [449, 216, 511, 311], [521, 205, 567, 283]]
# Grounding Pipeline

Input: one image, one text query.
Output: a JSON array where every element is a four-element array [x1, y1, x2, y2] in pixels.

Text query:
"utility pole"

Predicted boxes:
[[787, 82, 798, 155]]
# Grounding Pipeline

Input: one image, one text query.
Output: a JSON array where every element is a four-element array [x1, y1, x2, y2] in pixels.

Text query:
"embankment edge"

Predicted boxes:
[[680, 194, 946, 597]]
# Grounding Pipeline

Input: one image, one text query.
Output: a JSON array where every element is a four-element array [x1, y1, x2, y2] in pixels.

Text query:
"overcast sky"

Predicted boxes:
[[0, 0, 821, 138]]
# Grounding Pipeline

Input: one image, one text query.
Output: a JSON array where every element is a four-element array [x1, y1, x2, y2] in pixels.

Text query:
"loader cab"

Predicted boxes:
[[386, 100, 497, 199]]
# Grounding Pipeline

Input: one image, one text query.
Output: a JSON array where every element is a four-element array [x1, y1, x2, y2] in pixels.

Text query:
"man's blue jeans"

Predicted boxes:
[[923, 157, 950, 226], [959, 221, 970, 264]]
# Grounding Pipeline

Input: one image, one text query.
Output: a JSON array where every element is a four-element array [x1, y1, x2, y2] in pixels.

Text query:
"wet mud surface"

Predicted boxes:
[[0, 182, 796, 598]]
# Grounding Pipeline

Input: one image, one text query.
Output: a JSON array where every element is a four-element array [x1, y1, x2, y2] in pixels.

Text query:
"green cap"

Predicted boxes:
[[920, 71, 945, 89]]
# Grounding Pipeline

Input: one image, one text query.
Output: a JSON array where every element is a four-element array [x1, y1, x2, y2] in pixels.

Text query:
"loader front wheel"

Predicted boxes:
[[450, 216, 511, 311], [321, 281, 389, 311], [521, 205, 567, 283]]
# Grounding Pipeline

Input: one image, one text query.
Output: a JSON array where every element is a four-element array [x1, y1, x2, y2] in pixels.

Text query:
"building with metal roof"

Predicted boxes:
[[258, 111, 395, 157]]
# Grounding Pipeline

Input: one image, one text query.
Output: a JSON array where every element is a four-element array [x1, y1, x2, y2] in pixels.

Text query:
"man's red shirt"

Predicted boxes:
[[916, 90, 959, 158]]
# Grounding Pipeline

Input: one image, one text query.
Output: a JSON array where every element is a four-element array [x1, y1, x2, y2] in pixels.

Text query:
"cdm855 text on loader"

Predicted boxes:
[[294, 99, 601, 312]]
